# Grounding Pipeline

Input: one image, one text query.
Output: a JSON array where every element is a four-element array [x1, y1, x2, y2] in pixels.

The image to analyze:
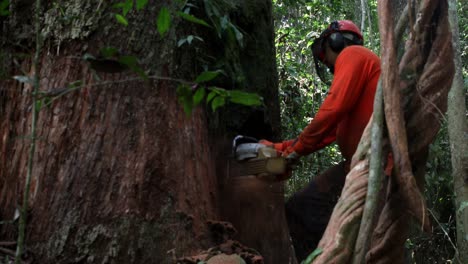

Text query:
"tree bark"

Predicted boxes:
[[447, 0, 468, 262], [0, 1, 289, 263]]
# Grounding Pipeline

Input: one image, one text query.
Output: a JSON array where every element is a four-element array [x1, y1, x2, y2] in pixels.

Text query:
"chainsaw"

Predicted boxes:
[[229, 135, 290, 181]]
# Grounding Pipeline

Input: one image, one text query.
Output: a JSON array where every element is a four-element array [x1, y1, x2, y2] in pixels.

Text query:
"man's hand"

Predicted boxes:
[[259, 139, 285, 152], [258, 139, 297, 181], [282, 147, 301, 169]]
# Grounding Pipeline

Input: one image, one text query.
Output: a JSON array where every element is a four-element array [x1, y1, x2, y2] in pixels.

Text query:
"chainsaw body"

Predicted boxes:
[[230, 136, 289, 181]]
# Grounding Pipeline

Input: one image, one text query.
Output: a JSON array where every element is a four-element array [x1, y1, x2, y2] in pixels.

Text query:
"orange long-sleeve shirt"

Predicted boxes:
[[292, 45, 381, 162]]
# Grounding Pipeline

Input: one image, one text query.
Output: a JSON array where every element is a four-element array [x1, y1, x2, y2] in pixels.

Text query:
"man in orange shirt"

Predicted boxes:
[[262, 20, 381, 261]]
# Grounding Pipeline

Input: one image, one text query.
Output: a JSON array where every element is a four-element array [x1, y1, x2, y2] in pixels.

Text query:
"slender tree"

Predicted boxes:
[[447, 0, 468, 263]]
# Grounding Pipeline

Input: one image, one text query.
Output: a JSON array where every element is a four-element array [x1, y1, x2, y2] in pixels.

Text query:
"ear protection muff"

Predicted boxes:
[[326, 21, 345, 52], [328, 32, 345, 52]]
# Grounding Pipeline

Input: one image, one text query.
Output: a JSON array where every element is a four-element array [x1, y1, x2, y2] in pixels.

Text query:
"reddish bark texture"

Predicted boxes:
[[0, 1, 287, 263], [312, 0, 454, 263]]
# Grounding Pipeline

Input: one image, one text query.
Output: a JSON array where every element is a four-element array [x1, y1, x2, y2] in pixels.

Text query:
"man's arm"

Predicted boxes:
[[292, 48, 370, 155]]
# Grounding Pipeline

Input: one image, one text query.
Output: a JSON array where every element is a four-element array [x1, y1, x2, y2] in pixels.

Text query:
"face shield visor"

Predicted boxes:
[[311, 36, 334, 85]]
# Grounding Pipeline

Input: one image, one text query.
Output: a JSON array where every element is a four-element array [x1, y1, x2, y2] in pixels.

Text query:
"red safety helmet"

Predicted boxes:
[[312, 20, 364, 84]]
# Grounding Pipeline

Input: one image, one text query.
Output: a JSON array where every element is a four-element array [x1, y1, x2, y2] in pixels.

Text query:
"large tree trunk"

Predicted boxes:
[[0, 1, 290, 263]]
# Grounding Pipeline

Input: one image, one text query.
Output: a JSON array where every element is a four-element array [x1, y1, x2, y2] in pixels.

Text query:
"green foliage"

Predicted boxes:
[[157, 7, 171, 37], [110, 1, 259, 115], [176, 70, 263, 116], [136, 0, 148, 11], [177, 11, 211, 28], [405, 122, 457, 263], [0, 0, 9, 16], [458, 1, 468, 80], [113, 0, 133, 16], [195, 70, 221, 83], [115, 14, 128, 26]]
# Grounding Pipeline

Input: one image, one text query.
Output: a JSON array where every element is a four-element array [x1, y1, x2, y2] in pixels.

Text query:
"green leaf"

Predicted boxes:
[[43, 97, 53, 108], [193, 87, 206, 106], [211, 96, 225, 112], [115, 14, 128, 26], [206, 90, 217, 104], [0, 0, 10, 16], [100, 47, 119, 58], [228, 90, 262, 106], [177, 85, 193, 116], [113, 0, 133, 16], [118, 55, 138, 67], [136, 0, 148, 10], [229, 22, 244, 47], [177, 35, 203, 47], [195, 71, 220, 83], [118, 55, 148, 80], [301, 248, 323, 264], [177, 11, 211, 28], [35, 99, 43, 110], [157, 7, 171, 37], [13, 75, 34, 84], [208, 87, 228, 97]]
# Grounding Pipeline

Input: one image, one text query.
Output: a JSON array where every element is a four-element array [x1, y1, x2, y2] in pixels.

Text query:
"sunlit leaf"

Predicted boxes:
[[13, 75, 33, 84], [115, 14, 128, 26], [157, 7, 171, 37], [177, 11, 211, 28], [177, 35, 203, 47], [187, 35, 194, 44], [14, 208, 20, 221], [177, 38, 187, 47]]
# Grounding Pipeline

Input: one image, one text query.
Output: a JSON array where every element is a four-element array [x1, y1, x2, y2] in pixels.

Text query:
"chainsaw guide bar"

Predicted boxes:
[[229, 157, 287, 178], [229, 135, 288, 180]]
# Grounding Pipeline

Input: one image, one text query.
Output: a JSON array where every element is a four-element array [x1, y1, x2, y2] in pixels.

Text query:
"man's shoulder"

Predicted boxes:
[[340, 45, 380, 63]]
